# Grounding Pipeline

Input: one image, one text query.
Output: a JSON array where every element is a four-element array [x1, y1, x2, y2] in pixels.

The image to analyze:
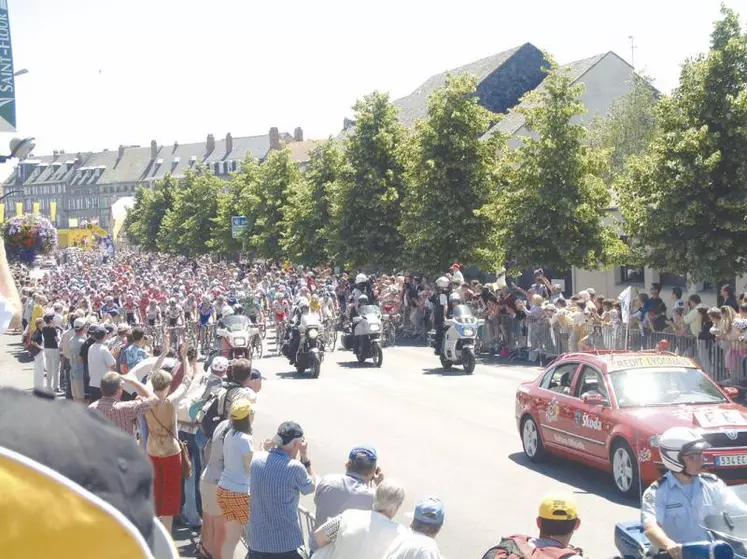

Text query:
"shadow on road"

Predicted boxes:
[[422, 367, 471, 377], [508, 451, 639, 508], [275, 371, 317, 380], [388, 338, 428, 348], [337, 361, 379, 370]]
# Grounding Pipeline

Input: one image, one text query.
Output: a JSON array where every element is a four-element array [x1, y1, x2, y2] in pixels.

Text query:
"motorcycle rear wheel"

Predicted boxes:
[[373, 344, 383, 368], [311, 354, 321, 378]]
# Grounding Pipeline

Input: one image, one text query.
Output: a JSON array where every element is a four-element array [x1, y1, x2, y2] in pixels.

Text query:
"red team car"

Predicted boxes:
[[515, 350, 747, 496]]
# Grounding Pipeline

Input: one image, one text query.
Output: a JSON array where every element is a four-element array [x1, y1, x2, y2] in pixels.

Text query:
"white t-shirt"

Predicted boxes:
[[88, 342, 116, 388], [385, 530, 442, 559], [323, 509, 404, 559]]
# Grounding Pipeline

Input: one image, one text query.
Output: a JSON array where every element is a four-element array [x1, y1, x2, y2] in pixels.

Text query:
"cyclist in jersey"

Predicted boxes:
[[246, 292, 264, 325], [123, 294, 140, 325], [165, 298, 183, 327], [198, 297, 214, 328], [145, 300, 161, 326]]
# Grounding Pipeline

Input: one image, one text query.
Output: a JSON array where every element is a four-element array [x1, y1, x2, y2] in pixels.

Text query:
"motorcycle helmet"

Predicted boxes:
[[355, 273, 368, 285], [358, 294, 369, 305], [210, 356, 229, 373], [436, 276, 449, 289], [449, 292, 462, 304], [658, 427, 711, 474], [168, 298, 177, 306], [297, 297, 310, 309]]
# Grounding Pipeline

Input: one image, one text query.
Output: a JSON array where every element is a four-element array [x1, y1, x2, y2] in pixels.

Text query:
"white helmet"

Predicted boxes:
[[449, 292, 461, 303], [297, 297, 309, 308], [436, 276, 449, 289], [355, 273, 368, 285], [658, 427, 711, 473], [211, 356, 229, 373]]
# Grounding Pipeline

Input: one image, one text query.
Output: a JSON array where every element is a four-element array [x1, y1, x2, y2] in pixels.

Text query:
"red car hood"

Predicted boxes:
[[618, 403, 747, 434]]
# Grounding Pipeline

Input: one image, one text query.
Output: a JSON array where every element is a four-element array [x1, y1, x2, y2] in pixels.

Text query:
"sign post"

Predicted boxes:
[[0, 1, 17, 132], [231, 215, 248, 255]]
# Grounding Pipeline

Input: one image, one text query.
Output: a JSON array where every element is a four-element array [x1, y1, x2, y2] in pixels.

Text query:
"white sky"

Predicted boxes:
[[5, 0, 747, 163]]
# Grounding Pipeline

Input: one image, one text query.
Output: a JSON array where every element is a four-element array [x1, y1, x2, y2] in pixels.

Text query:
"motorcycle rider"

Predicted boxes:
[[641, 427, 747, 558], [431, 277, 450, 355], [350, 293, 369, 355], [285, 296, 310, 365], [447, 291, 461, 319]]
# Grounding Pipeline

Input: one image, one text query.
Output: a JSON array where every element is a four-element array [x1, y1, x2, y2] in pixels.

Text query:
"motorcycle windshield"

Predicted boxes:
[[303, 315, 321, 328], [360, 305, 381, 318], [452, 305, 476, 323], [222, 315, 249, 332]]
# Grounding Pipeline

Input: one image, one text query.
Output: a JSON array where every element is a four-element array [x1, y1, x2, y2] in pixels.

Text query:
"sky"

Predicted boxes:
[[4, 0, 747, 166]]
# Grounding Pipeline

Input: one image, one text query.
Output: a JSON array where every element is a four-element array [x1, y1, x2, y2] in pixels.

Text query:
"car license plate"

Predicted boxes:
[[716, 455, 747, 466]]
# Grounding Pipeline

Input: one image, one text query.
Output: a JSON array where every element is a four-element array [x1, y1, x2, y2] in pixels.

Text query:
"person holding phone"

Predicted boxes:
[[310, 445, 384, 555]]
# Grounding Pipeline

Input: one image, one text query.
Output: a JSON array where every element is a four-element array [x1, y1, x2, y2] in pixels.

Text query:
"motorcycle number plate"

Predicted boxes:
[[715, 454, 747, 466]]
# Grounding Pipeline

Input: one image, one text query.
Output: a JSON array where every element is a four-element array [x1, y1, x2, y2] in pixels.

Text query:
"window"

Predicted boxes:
[[214, 162, 221, 175], [540, 362, 579, 395], [619, 265, 644, 284], [574, 366, 609, 400], [659, 272, 687, 288]]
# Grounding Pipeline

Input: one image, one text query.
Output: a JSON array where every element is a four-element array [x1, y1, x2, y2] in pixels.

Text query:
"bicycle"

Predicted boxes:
[[323, 317, 337, 351]]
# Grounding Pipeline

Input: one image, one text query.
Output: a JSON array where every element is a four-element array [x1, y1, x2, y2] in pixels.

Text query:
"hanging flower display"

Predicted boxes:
[[1, 214, 58, 263]]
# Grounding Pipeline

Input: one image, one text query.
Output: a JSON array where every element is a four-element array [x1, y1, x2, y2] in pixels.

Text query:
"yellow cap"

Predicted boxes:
[[230, 398, 253, 420], [538, 495, 578, 521]]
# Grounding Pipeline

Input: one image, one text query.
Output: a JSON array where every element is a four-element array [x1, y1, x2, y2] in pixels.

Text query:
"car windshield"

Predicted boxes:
[[610, 367, 727, 408], [223, 315, 249, 332], [360, 305, 381, 317]]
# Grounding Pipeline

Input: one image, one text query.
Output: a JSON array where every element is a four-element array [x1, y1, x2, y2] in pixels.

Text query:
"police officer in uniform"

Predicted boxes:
[[641, 426, 747, 558]]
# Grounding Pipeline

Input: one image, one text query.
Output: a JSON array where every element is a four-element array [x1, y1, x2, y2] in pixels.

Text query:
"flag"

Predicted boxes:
[[14, 202, 21, 216], [49, 200, 56, 223], [32, 202, 39, 215], [0, 0, 17, 132], [0, 203, 4, 223], [617, 286, 632, 324]]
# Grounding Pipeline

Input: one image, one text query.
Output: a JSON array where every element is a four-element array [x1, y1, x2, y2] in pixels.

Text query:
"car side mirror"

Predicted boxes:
[[723, 386, 740, 399], [582, 392, 607, 407]]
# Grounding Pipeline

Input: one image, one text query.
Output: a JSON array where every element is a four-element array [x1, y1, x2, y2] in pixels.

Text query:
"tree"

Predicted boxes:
[[477, 61, 626, 273], [588, 73, 659, 182], [123, 175, 176, 252], [333, 92, 411, 270], [616, 7, 747, 283], [243, 147, 300, 261], [281, 140, 344, 266], [158, 170, 222, 256], [209, 157, 260, 254], [403, 74, 502, 273]]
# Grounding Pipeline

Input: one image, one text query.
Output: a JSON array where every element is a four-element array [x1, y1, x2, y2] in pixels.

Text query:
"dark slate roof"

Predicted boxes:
[[393, 42, 547, 127], [482, 52, 610, 139]]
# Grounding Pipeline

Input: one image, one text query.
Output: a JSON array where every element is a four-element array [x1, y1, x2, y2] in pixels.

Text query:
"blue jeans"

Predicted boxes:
[[179, 430, 203, 526]]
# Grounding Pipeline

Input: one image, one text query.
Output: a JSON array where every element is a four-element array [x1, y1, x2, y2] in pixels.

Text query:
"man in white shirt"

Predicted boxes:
[[314, 479, 406, 559], [87, 325, 116, 403], [385, 497, 444, 559]]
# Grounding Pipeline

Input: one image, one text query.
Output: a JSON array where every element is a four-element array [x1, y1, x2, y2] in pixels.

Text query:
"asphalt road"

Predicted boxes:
[[0, 319, 639, 558]]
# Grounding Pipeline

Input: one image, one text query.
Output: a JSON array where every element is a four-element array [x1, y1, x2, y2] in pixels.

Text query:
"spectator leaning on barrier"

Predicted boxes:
[[314, 479, 407, 559], [310, 445, 384, 553], [89, 370, 159, 436], [248, 421, 316, 559], [385, 496, 445, 559]]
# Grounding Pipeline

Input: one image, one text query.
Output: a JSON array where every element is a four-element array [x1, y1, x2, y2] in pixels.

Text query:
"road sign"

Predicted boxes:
[[231, 215, 247, 239], [0, 1, 17, 132]]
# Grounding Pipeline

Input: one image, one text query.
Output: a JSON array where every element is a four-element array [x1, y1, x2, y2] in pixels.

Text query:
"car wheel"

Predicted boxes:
[[611, 440, 639, 497], [521, 415, 547, 462]]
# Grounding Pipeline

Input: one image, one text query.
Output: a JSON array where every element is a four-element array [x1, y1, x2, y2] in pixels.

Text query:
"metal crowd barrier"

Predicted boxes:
[[241, 505, 316, 557], [483, 315, 747, 385]]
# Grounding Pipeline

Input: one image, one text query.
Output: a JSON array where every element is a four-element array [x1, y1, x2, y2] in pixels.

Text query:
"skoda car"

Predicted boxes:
[[515, 350, 747, 497]]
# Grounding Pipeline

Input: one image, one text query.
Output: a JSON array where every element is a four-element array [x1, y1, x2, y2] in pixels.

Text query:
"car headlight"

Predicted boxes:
[[369, 324, 380, 332], [308, 329, 318, 339], [462, 328, 475, 337], [233, 337, 247, 346]]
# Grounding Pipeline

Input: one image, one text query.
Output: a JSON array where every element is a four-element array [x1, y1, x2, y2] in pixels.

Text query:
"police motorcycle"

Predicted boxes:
[[616, 428, 747, 559], [341, 294, 384, 367], [282, 297, 325, 378], [432, 293, 478, 374], [203, 312, 253, 371]]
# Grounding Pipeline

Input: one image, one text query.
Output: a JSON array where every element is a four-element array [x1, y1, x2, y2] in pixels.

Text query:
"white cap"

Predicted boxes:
[[211, 356, 229, 373]]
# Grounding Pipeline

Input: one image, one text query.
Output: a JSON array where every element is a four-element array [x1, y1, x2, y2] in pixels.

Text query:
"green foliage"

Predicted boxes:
[[123, 175, 176, 252], [478, 61, 627, 273], [281, 140, 344, 266], [588, 73, 659, 183], [158, 170, 222, 256], [209, 157, 260, 253], [403, 74, 502, 273], [616, 6, 747, 283], [243, 148, 300, 261], [334, 92, 411, 270]]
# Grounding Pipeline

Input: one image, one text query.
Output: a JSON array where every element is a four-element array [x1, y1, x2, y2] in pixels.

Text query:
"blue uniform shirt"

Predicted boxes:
[[641, 471, 747, 544]]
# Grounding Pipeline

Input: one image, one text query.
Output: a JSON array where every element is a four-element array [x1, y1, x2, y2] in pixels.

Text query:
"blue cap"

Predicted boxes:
[[414, 497, 444, 525], [348, 446, 377, 462]]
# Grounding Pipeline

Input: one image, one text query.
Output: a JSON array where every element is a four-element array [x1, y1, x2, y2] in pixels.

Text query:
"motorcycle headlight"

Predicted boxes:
[[233, 337, 247, 346], [369, 324, 380, 332], [308, 329, 318, 339]]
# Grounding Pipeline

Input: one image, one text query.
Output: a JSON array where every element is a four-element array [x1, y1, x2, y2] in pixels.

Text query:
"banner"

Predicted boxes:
[[32, 201, 39, 215], [0, 203, 4, 223], [49, 200, 56, 223], [617, 286, 632, 324], [0, 0, 17, 132], [14, 201, 20, 216]]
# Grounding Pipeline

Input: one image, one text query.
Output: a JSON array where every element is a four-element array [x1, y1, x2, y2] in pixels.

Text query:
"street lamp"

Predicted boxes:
[[0, 190, 22, 202], [13, 68, 28, 77], [0, 137, 35, 163]]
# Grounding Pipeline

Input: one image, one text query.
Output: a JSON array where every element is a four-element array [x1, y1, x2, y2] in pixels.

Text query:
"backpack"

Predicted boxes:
[[198, 381, 243, 438], [481, 535, 581, 559], [116, 343, 132, 374]]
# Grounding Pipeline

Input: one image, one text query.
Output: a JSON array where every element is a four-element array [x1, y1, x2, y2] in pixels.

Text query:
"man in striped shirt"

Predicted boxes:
[[88, 371, 157, 437], [248, 421, 316, 558]]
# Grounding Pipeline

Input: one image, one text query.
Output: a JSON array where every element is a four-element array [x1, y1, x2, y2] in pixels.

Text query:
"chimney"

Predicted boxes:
[[53, 149, 59, 157], [150, 140, 158, 160], [118, 145, 125, 159], [226, 133, 233, 154], [293, 127, 304, 142], [206, 133, 215, 154], [173, 141, 179, 152], [269, 127, 281, 150]]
